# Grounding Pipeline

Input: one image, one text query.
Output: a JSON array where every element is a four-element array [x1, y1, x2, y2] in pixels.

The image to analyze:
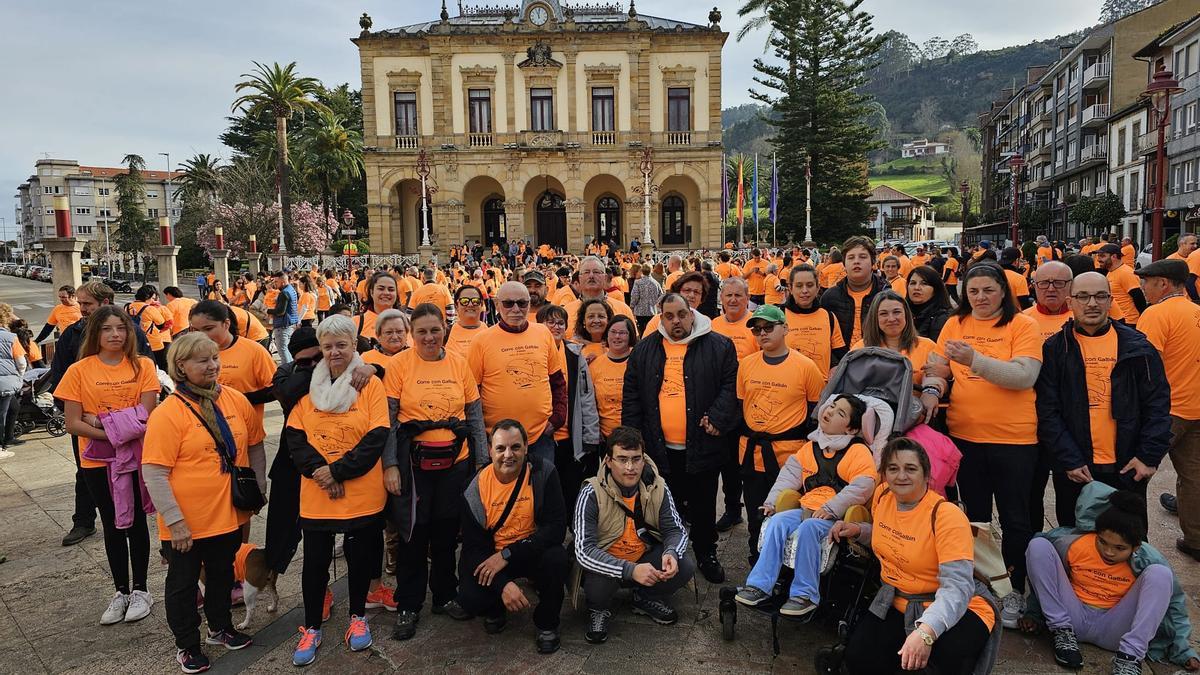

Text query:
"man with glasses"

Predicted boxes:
[[564, 257, 634, 339], [467, 282, 567, 464], [1034, 271, 1170, 525], [573, 426, 694, 644]]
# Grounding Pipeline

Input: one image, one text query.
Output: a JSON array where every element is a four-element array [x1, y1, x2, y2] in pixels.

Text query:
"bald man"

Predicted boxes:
[[467, 281, 568, 462], [1035, 272, 1170, 525]]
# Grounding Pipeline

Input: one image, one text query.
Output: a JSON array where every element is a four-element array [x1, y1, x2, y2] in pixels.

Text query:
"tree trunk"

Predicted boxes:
[[322, 188, 331, 252], [276, 115, 292, 251]]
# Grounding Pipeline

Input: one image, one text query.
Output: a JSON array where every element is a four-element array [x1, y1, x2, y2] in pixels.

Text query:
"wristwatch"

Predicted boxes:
[[917, 625, 935, 646], [500, 547, 512, 561]]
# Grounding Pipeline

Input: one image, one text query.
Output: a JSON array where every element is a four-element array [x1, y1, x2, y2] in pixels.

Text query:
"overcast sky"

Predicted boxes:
[[0, 0, 1099, 241]]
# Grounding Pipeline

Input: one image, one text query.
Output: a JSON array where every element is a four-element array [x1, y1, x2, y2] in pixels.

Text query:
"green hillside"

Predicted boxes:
[[868, 174, 951, 199]]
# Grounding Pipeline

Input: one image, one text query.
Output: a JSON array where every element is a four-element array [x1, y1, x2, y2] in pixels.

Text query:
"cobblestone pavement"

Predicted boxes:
[[0, 403, 1197, 674]]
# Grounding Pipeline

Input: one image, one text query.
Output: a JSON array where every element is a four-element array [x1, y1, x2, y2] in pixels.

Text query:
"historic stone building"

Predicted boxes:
[[354, 0, 727, 255]]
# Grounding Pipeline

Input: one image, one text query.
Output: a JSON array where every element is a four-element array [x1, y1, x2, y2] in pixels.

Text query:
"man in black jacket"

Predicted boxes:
[[622, 293, 740, 583], [1034, 272, 1170, 526], [50, 280, 152, 547], [820, 235, 887, 350], [453, 419, 568, 654]]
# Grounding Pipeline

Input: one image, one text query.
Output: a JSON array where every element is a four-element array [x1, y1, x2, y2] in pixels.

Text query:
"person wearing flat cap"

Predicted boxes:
[[1095, 243, 1147, 326]]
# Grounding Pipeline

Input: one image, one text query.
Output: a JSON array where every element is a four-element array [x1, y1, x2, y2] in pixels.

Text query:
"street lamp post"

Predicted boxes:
[[1144, 69, 1184, 260], [1008, 154, 1025, 246], [959, 180, 971, 245], [415, 149, 432, 248], [632, 147, 659, 253], [342, 208, 355, 272]]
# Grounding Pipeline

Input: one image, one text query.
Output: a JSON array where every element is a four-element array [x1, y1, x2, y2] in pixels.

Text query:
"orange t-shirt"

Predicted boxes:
[[944, 257, 960, 286], [737, 350, 825, 472], [715, 262, 737, 280], [233, 542, 255, 582], [784, 307, 844, 378], [361, 347, 397, 370], [1077, 329, 1118, 465], [1067, 533, 1136, 610], [287, 377, 389, 521], [763, 274, 785, 305], [410, 282, 453, 312], [384, 349, 479, 457], [46, 302, 82, 329], [127, 301, 169, 352], [664, 270, 683, 292], [1121, 244, 1136, 267], [608, 494, 648, 563], [743, 259, 769, 295], [935, 313, 1042, 444], [142, 387, 254, 540], [889, 276, 907, 298], [467, 323, 562, 441], [659, 341, 689, 447], [589, 353, 629, 438], [820, 263, 846, 289], [298, 291, 317, 321], [356, 310, 381, 342], [264, 288, 280, 312], [478, 463, 535, 551], [848, 288, 871, 347], [1004, 269, 1030, 302], [229, 306, 268, 342], [167, 297, 197, 336], [564, 297, 634, 340], [1107, 264, 1142, 325], [871, 486, 996, 631], [711, 313, 760, 361], [217, 336, 276, 445], [446, 323, 485, 358], [1022, 305, 1071, 343], [1138, 295, 1200, 420], [55, 355, 160, 469], [795, 440, 875, 512]]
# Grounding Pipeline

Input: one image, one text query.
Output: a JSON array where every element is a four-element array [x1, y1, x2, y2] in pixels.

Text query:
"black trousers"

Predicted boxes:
[[845, 606, 990, 675], [71, 435, 97, 529], [1052, 464, 1148, 531], [664, 449, 720, 557], [152, 348, 168, 371], [394, 462, 470, 612], [264, 450, 301, 575], [750, 294, 765, 306], [555, 440, 598, 520], [456, 544, 569, 631], [720, 443, 742, 517], [302, 522, 383, 628], [582, 545, 696, 611], [741, 470, 775, 554], [164, 529, 241, 650], [1029, 445, 1059, 532], [82, 467, 149, 594], [953, 437, 1036, 592], [636, 315, 651, 335]]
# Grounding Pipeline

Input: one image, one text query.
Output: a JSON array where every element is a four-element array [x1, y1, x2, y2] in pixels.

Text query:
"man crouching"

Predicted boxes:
[[574, 426, 696, 644]]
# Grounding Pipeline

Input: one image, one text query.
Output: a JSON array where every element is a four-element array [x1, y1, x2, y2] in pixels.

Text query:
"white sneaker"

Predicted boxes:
[[1000, 591, 1025, 630], [0, 450, 14, 459], [125, 590, 153, 622], [100, 592, 129, 625]]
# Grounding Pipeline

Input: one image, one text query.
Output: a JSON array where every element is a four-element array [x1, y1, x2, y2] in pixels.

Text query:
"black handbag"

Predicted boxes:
[[174, 394, 266, 512]]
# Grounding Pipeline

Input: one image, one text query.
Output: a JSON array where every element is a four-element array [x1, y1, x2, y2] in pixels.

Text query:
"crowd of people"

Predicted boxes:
[[7, 228, 1200, 674]]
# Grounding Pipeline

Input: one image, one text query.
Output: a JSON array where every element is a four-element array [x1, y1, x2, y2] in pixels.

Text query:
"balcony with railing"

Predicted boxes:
[[395, 135, 419, 150], [1081, 103, 1109, 127], [1082, 62, 1110, 89], [1137, 130, 1160, 155], [665, 131, 692, 146], [591, 131, 616, 146], [1079, 143, 1107, 166], [468, 133, 493, 148]]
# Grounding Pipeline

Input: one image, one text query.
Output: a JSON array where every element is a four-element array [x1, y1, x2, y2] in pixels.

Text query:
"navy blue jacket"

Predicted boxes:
[[1035, 319, 1171, 471]]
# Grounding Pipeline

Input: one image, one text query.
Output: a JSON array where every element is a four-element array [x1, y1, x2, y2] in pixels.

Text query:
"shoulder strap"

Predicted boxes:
[[928, 496, 949, 535], [171, 393, 233, 467], [488, 461, 530, 535]]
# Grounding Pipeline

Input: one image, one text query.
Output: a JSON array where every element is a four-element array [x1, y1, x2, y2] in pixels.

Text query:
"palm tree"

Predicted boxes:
[[232, 61, 327, 251], [302, 109, 364, 247], [176, 153, 223, 202]]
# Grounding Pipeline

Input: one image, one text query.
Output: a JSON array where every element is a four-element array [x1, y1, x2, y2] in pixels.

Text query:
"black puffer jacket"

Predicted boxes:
[[820, 275, 888, 348], [621, 312, 740, 474], [909, 298, 952, 341]]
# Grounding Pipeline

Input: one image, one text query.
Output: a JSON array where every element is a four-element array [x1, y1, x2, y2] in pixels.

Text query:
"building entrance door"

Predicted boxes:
[[536, 191, 567, 250]]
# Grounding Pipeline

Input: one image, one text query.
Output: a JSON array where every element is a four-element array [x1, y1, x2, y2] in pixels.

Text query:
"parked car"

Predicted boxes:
[[1137, 243, 1153, 270]]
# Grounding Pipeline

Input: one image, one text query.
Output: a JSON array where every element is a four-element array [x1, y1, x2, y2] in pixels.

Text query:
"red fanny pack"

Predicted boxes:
[[413, 440, 458, 471]]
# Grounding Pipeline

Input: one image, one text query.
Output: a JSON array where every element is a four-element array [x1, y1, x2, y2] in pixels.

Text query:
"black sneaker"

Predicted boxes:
[[176, 646, 210, 674], [4, 438, 25, 447], [483, 612, 507, 634], [535, 629, 560, 654], [204, 627, 252, 650], [62, 525, 96, 547], [715, 511, 744, 532], [631, 592, 678, 625], [1111, 652, 1141, 675], [432, 600, 471, 620], [392, 610, 418, 641], [1161, 493, 1179, 515], [698, 552, 726, 584], [1051, 627, 1083, 669], [585, 608, 612, 644]]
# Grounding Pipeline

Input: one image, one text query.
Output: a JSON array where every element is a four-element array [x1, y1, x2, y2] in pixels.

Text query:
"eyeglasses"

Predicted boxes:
[[380, 329, 408, 338], [1034, 279, 1070, 289], [1071, 292, 1112, 305], [749, 323, 783, 335], [608, 455, 645, 467], [500, 299, 530, 308], [542, 319, 566, 328], [457, 297, 482, 307]]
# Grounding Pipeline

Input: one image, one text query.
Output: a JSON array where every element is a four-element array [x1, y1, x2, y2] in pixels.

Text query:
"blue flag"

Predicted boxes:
[[752, 154, 759, 228]]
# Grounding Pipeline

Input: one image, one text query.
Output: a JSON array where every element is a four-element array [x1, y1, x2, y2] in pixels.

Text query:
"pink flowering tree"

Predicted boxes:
[[290, 201, 339, 254], [196, 200, 336, 258]]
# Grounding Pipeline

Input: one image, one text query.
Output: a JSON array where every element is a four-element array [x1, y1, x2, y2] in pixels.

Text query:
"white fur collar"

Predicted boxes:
[[309, 353, 365, 413]]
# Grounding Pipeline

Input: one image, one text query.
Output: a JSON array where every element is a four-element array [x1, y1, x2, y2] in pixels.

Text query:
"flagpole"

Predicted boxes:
[[752, 153, 759, 244], [804, 155, 813, 245], [737, 156, 744, 246], [771, 152, 777, 248]]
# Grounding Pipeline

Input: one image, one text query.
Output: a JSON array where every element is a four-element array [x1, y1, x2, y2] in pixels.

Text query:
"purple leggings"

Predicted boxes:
[[1026, 537, 1172, 659]]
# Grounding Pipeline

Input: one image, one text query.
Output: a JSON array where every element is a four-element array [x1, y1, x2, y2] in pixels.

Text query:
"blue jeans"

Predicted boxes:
[[745, 509, 834, 603], [527, 430, 556, 466], [273, 323, 295, 365]]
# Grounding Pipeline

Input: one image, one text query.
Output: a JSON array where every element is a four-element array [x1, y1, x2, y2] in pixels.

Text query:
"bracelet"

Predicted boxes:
[[920, 386, 941, 397]]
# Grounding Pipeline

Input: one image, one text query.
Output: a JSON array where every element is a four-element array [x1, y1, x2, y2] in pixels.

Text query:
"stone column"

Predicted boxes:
[[247, 254, 261, 277], [267, 253, 284, 273], [504, 200, 526, 243], [566, 198, 586, 253], [151, 245, 180, 289], [211, 250, 230, 289], [43, 238, 86, 290]]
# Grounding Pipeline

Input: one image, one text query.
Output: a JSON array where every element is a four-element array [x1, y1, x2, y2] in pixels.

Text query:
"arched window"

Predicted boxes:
[[596, 196, 621, 245], [661, 195, 685, 246]]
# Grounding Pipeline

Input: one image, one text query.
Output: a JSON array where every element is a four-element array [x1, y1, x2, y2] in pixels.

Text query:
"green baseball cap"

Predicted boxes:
[[746, 304, 786, 328]]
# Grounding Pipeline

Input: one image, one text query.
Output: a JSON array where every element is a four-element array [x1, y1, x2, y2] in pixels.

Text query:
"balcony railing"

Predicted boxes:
[[468, 133, 493, 148], [1082, 62, 1110, 89], [591, 131, 616, 146], [1136, 130, 1159, 155], [395, 135, 418, 150], [666, 131, 691, 146], [1081, 103, 1109, 127], [1080, 144, 1107, 164]]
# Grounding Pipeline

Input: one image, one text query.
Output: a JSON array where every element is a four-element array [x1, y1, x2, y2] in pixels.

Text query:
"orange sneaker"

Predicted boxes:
[[322, 588, 334, 622], [365, 586, 398, 612]]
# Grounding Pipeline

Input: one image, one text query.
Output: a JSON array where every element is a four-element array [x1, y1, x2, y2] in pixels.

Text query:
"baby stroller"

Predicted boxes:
[[14, 368, 66, 438], [718, 348, 947, 666]]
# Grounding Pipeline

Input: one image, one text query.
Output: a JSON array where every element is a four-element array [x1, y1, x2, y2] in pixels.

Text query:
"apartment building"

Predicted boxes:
[[1141, 16, 1200, 229], [1108, 101, 1149, 237], [15, 158, 181, 259], [355, 0, 727, 254]]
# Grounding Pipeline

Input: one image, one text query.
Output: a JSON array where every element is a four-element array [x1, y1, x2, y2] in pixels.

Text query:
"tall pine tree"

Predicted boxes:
[[743, 0, 885, 244], [113, 153, 154, 277]]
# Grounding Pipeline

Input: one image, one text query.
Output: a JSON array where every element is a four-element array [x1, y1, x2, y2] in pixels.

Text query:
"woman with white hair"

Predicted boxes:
[[361, 309, 411, 369], [285, 314, 390, 666]]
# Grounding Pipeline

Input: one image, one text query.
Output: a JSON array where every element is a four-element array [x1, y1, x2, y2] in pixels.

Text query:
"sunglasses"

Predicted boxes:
[[500, 299, 530, 308], [458, 297, 482, 307], [748, 323, 783, 336]]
